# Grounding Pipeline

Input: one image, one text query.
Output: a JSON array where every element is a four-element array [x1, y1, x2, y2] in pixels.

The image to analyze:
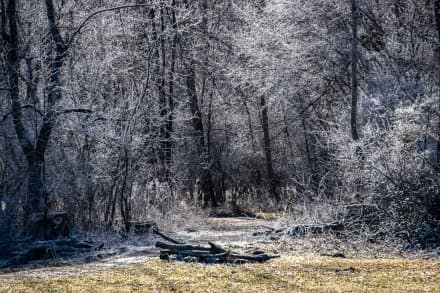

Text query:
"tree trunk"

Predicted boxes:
[[166, 1, 177, 177], [28, 0, 67, 215], [260, 96, 279, 202], [27, 159, 46, 215], [241, 94, 256, 152], [119, 147, 131, 233], [5, 0, 45, 217], [186, 64, 216, 207], [350, 0, 360, 141], [5, 0, 67, 226], [434, 0, 440, 169], [149, 8, 168, 179]]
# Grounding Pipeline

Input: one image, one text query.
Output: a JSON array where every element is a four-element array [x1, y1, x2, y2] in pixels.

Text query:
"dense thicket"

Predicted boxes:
[[0, 0, 439, 244]]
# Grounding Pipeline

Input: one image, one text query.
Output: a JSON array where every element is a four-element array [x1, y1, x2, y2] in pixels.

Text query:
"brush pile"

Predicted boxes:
[[0, 238, 105, 268], [156, 241, 279, 264], [254, 221, 345, 237]]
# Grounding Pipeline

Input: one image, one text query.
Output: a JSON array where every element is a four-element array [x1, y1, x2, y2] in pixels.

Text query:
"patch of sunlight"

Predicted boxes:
[[1, 255, 439, 292]]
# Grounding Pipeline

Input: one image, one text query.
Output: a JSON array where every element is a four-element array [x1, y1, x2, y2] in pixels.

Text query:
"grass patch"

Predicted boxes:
[[1, 255, 439, 292]]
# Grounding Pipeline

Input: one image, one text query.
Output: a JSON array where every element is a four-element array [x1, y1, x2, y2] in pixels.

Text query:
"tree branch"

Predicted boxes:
[[2, 108, 92, 128], [1, 104, 43, 123], [67, 4, 153, 48], [56, 108, 92, 116]]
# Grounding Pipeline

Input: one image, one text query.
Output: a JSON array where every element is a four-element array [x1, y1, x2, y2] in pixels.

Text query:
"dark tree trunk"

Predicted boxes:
[[186, 64, 217, 207], [187, 65, 205, 154], [119, 147, 131, 233], [29, 0, 67, 215], [434, 0, 440, 169], [5, 0, 44, 217], [0, 0, 5, 32], [5, 0, 34, 162], [260, 96, 279, 202], [239, 91, 256, 152], [350, 0, 360, 141], [149, 8, 167, 178], [4, 0, 67, 228], [160, 6, 173, 180], [283, 104, 294, 159], [27, 160, 46, 215], [166, 1, 177, 176], [25, 58, 39, 105]]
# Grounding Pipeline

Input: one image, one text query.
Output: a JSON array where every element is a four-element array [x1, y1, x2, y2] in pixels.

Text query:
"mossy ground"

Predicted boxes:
[[1, 254, 438, 292]]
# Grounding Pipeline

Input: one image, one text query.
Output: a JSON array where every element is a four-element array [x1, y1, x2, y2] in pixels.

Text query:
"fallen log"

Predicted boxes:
[[229, 252, 279, 263], [156, 240, 279, 264], [156, 241, 227, 255], [156, 241, 211, 252], [207, 241, 227, 254], [152, 228, 184, 244]]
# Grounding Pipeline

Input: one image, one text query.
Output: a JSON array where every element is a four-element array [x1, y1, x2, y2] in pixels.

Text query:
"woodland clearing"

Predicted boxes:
[[0, 217, 438, 292]]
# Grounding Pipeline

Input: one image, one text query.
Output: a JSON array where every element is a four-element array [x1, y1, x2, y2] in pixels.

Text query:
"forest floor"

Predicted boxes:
[[0, 217, 439, 292]]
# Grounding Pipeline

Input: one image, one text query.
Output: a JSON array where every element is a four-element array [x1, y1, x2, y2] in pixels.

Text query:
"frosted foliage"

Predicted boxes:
[[0, 0, 438, 243]]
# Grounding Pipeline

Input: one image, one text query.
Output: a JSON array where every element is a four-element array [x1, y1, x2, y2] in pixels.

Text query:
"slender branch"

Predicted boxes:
[[2, 107, 93, 123], [57, 108, 92, 115]]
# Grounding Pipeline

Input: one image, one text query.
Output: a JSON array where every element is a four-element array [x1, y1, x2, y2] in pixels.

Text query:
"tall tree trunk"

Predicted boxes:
[[302, 116, 313, 174], [5, 0, 33, 163], [30, 0, 67, 214], [186, 64, 216, 207], [240, 92, 256, 152], [119, 147, 131, 233], [260, 96, 279, 202], [160, 8, 169, 179], [0, 0, 5, 33], [182, 0, 216, 207], [434, 0, 440, 169], [4, 0, 67, 226], [159, 6, 171, 180], [350, 0, 360, 141], [166, 0, 177, 177], [149, 8, 168, 179], [5, 0, 44, 217], [27, 159, 46, 215]]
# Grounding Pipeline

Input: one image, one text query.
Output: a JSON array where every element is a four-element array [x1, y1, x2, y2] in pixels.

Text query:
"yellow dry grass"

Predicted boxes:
[[0, 255, 439, 292]]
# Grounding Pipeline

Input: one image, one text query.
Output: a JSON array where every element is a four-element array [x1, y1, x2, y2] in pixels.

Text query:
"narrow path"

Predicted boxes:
[[176, 217, 273, 245]]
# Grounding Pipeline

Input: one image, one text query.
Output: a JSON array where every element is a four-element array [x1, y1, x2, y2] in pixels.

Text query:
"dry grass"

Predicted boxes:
[[1, 254, 439, 292]]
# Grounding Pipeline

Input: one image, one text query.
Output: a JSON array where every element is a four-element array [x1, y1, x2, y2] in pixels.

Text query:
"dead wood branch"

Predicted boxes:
[[156, 240, 279, 264], [152, 227, 184, 244]]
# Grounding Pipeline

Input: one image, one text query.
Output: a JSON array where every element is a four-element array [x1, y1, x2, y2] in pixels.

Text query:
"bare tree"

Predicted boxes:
[[434, 0, 440, 169], [260, 96, 279, 202], [350, 0, 360, 141]]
